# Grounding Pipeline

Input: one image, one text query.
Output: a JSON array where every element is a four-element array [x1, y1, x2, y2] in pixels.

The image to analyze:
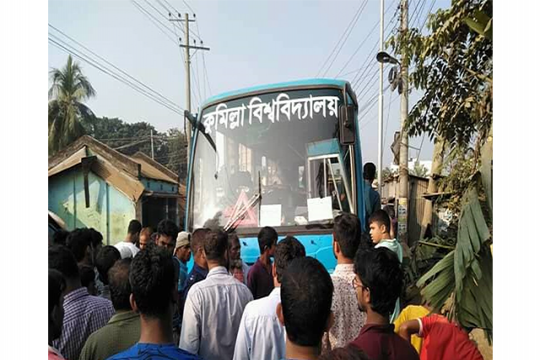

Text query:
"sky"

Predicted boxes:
[[48, 0, 450, 168]]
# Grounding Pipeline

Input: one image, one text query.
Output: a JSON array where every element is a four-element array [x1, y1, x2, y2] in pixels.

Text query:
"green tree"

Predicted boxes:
[[389, 0, 493, 341], [48, 55, 96, 155], [410, 162, 428, 177]]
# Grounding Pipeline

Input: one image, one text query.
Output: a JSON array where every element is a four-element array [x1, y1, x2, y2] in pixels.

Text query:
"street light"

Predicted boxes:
[[376, 51, 400, 65]]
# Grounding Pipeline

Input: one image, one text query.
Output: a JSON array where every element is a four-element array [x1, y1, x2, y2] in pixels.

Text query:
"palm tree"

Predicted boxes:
[[48, 55, 96, 155]]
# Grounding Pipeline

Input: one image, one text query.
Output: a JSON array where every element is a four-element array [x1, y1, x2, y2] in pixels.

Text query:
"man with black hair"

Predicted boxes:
[[182, 228, 210, 300], [228, 233, 250, 284], [49, 269, 66, 360], [115, 219, 142, 259], [363, 162, 381, 219], [349, 248, 418, 360], [322, 213, 366, 351], [370, 209, 404, 322], [180, 230, 253, 360], [80, 259, 142, 360], [52, 230, 70, 247], [156, 219, 180, 256], [49, 246, 114, 360], [107, 247, 200, 360], [95, 245, 121, 300], [370, 210, 403, 262], [277, 256, 334, 360], [247, 226, 277, 299], [66, 228, 95, 266], [234, 236, 306, 360]]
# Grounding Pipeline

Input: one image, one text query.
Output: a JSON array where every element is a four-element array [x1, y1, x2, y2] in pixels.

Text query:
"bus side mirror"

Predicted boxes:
[[339, 105, 356, 145]]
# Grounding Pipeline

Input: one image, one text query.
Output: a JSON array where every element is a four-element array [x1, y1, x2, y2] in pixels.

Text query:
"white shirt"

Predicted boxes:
[[180, 266, 253, 360], [241, 260, 250, 284], [322, 263, 366, 350], [233, 287, 286, 360], [114, 241, 139, 259]]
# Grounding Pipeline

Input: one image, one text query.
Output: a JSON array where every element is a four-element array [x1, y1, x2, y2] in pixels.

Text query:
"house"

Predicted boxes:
[[48, 135, 185, 245], [380, 173, 429, 246]]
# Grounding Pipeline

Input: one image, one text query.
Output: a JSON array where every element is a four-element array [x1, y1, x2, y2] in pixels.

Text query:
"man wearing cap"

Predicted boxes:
[[174, 231, 192, 292]]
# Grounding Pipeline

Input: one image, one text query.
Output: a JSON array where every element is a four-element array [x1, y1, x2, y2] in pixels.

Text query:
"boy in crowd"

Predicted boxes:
[[277, 257, 334, 360], [180, 230, 253, 360], [107, 247, 201, 360], [49, 245, 114, 360], [49, 269, 66, 360], [322, 213, 366, 351], [398, 312, 484, 360], [349, 248, 418, 360], [234, 236, 306, 360], [80, 259, 140, 360], [156, 219, 180, 256], [247, 226, 277, 299], [174, 231, 192, 291], [369, 209, 403, 321], [115, 219, 141, 259], [95, 245, 121, 300], [228, 233, 250, 284], [393, 304, 431, 353]]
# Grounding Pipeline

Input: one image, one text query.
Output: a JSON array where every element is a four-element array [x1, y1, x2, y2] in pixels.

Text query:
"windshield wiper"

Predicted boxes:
[[225, 172, 262, 233], [185, 110, 217, 152]]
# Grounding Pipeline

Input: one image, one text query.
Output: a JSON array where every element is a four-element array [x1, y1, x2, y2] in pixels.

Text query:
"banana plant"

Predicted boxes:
[[416, 126, 493, 342]]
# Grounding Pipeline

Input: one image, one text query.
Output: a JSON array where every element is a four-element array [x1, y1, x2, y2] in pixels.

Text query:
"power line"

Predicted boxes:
[[335, 0, 399, 78], [48, 34, 184, 116], [419, 0, 437, 33], [49, 24, 182, 111], [130, 0, 179, 45], [321, 0, 369, 77], [315, 1, 367, 77]]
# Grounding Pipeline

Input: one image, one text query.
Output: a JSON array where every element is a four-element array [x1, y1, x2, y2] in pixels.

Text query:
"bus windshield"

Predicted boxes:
[[190, 87, 354, 232]]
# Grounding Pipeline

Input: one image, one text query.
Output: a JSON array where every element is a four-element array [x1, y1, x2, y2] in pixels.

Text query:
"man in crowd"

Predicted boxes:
[[234, 236, 306, 360], [107, 246, 201, 360], [228, 233, 250, 284], [277, 257, 334, 360], [66, 228, 98, 267], [180, 230, 253, 360], [156, 219, 180, 256], [138, 227, 153, 250], [80, 259, 141, 360], [363, 162, 381, 219], [49, 269, 66, 360], [370, 209, 404, 322], [95, 245, 121, 300], [349, 248, 418, 360], [247, 226, 277, 299], [115, 219, 142, 259], [49, 245, 114, 360], [182, 228, 210, 300], [174, 231, 192, 292], [397, 312, 484, 359], [322, 213, 366, 350]]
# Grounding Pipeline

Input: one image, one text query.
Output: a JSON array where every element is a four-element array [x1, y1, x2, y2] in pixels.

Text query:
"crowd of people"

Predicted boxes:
[[49, 211, 484, 360]]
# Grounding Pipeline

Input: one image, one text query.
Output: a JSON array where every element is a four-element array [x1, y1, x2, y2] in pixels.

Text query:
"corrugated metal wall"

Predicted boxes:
[[380, 175, 429, 245]]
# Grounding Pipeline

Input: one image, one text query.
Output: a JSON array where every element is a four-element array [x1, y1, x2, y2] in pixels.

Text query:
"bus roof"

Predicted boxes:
[[200, 78, 350, 109]]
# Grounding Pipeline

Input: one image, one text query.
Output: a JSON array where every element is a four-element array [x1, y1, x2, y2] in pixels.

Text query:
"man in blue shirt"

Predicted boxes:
[[363, 163, 381, 219], [174, 232, 192, 292], [106, 246, 201, 360]]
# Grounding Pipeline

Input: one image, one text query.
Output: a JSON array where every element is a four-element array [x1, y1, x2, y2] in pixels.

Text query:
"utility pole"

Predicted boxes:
[[150, 129, 155, 159], [171, 13, 210, 165], [377, 0, 385, 193], [420, 137, 445, 239], [397, 0, 409, 245]]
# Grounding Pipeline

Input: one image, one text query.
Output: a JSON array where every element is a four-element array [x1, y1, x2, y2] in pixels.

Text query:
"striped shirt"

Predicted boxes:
[[53, 287, 115, 360]]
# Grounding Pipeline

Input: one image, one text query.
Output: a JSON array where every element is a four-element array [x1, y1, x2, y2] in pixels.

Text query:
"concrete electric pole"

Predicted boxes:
[[398, 0, 409, 244], [171, 13, 210, 164], [377, 0, 385, 193]]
